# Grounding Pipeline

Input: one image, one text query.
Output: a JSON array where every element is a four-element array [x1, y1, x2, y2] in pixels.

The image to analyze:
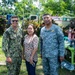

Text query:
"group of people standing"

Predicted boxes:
[[2, 14, 65, 75]]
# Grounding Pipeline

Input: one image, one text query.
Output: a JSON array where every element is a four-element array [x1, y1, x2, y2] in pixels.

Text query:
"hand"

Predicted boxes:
[[6, 57, 12, 63], [30, 56, 34, 64], [59, 56, 64, 62]]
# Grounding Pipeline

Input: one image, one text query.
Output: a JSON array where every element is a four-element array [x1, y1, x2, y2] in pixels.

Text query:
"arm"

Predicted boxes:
[[2, 31, 10, 57], [57, 27, 65, 61], [2, 31, 12, 63]]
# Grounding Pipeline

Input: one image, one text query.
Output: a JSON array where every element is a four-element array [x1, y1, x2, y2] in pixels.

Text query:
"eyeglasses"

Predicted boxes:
[[12, 20, 18, 22]]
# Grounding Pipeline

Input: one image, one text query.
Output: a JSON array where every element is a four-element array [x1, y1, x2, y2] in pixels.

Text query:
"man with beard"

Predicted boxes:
[[40, 14, 65, 75]]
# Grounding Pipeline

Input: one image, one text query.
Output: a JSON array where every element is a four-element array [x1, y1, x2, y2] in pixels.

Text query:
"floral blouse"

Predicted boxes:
[[24, 34, 39, 62]]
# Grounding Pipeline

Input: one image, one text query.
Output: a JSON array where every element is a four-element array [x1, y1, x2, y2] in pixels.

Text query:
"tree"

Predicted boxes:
[[14, 0, 39, 19], [2, 0, 18, 6], [40, 0, 75, 16], [0, 16, 7, 35], [41, 0, 62, 15]]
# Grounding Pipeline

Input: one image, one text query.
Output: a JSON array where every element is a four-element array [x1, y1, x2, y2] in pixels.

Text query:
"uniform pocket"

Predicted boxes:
[[10, 34, 16, 39]]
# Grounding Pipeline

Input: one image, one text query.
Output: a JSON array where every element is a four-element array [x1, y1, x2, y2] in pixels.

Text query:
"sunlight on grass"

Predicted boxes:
[[0, 36, 2, 51], [0, 36, 6, 61]]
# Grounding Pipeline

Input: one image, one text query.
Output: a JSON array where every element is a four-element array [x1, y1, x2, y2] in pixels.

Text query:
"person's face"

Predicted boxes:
[[27, 25, 34, 35], [43, 15, 52, 25], [11, 17, 18, 28]]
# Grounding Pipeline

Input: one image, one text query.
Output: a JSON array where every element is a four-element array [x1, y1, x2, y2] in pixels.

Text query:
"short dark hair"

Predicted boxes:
[[11, 15, 18, 19], [43, 14, 51, 17]]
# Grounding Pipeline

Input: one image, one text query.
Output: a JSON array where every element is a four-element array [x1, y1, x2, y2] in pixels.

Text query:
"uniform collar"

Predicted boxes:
[[44, 24, 54, 32], [10, 26, 19, 33]]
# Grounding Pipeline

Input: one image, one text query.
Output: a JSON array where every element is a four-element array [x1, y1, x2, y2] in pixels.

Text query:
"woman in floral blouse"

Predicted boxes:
[[23, 24, 39, 75]]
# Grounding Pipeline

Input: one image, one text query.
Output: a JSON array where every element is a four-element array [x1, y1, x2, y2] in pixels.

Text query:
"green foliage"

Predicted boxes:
[[42, 0, 67, 16], [72, 4, 75, 15], [2, 0, 18, 6], [0, 16, 7, 35], [0, 36, 6, 61], [40, 0, 75, 16], [0, 0, 75, 20], [14, 0, 40, 19]]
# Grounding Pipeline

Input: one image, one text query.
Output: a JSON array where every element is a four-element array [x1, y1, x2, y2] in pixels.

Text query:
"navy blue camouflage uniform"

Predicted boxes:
[[40, 24, 65, 75]]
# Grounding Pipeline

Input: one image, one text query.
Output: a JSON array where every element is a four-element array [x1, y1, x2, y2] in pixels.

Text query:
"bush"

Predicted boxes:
[[0, 16, 7, 35]]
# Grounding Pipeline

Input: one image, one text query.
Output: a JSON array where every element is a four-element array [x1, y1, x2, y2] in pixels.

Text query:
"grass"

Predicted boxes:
[[0, 35, 43, 75], [0, 35, 75, 75], [0, 36, 6, 61]]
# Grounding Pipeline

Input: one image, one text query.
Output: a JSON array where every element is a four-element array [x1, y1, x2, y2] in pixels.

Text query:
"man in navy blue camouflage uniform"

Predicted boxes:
[[40, 14, 65, 75]]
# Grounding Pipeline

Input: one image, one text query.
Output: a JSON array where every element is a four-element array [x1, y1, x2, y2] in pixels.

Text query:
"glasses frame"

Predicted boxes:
[[12, 20, 18, 22]]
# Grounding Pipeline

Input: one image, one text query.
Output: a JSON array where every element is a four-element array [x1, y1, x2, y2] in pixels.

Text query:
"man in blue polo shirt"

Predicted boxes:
[[40, 14, 65, 75]]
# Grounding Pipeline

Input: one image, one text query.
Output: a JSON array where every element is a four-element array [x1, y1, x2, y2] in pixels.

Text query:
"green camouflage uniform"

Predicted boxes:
[[2, 26, 22, 75]]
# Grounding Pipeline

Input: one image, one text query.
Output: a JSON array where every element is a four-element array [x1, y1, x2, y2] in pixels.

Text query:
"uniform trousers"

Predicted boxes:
[[42, 57, 59, 75], [6, 57, 22, 75]]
